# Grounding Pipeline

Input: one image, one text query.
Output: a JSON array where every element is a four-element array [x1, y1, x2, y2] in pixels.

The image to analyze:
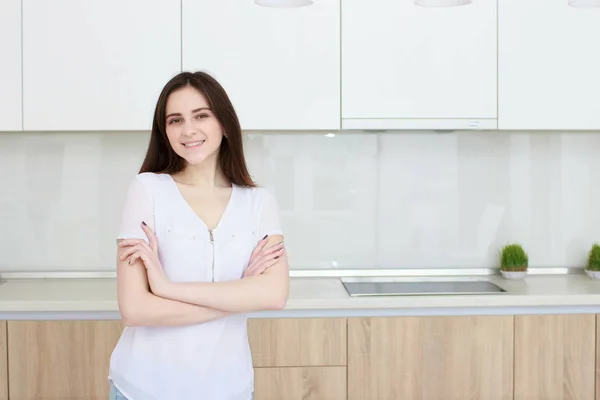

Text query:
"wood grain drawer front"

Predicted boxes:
[[597, 315, 600, 400], [248, 318, 347, 367], [0, 321, 7, 400], [254, 366, 346, 400], [515, 314, 595, 400], [7, 320, 123, 400], [348, 316, 514, 400]]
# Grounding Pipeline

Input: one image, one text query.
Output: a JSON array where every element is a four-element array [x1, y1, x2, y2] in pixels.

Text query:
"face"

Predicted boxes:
[[164, 85, 224, 166]]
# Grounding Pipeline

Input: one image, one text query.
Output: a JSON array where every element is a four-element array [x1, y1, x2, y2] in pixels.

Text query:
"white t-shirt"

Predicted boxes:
[[109, 172, 283, 400]]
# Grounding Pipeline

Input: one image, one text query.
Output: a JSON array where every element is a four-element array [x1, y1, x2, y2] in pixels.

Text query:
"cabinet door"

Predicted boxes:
[[342, 0, 497, 130], [499, 0, 600, 130], [515, 314, 595, 400], [348, 316, 513, 400], [7, 321, 124, 400], [182, 0, 340, 131], [22, 1, 181, 131], [254, 366, 346, 400], [248, 318, 347, 367], [0, 0, 22, 131], [596, 315, 600, 400], [0, 321, 6, 400]]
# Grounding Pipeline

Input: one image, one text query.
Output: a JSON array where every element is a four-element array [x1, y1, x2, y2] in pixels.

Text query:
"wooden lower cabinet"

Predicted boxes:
[[248, 318, 348, 400], [7, 320, 123, 400], [248, 318, 347, 367], [0, 321, 7, 400], [5, 318, 346, 400], [597, 315, 600, 400], [348, 316, 514, 400], [3, 314, 600, 400], [514, 314, 596, 400], [254, 366, 346, 400]]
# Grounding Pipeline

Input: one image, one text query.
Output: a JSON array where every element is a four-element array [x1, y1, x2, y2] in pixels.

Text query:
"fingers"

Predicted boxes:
[[246, 244, 285, 272], [118, 239, 152, 252], [119, 243, 150, 263], [263, 240, 285, 254], [141, 222, 159, 255], [250, 248, 284, 267], [117, 238, 147, 248], [129, 253, 140, 265], [253, 242, 285, 264], [116, 221, 157, 254], [252, 249, 284, 270], [129, 251, 149, 266], [249, 235, 269, 262], [246, 240, 285, 274], [128, 247, 155, 267], [244, 255, 281, 277], [256, 257, 280, 274], [262, 257, 280, 270]]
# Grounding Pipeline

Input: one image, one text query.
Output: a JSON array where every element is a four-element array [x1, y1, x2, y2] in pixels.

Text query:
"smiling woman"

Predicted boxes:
[[108, 71, 289, 400], [139, 71, 255, 186]]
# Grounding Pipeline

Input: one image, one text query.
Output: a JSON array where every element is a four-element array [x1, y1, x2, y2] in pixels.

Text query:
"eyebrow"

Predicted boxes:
[[166, 107, 211, 119]]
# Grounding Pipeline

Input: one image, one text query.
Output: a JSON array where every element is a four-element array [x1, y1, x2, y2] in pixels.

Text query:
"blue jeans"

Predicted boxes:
[[109, 381, 128, 400]]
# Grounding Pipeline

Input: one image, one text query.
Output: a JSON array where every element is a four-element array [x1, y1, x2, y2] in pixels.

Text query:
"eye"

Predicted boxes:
[[196, 113, 209, 119], [168, 118, 181, 125]]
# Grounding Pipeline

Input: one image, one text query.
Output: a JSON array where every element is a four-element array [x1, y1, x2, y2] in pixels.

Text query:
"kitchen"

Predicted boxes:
[[1, 0, 600, 399]]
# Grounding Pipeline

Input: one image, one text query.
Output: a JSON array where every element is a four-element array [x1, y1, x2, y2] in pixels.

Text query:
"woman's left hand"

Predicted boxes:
[[118, 222, 171, 297]]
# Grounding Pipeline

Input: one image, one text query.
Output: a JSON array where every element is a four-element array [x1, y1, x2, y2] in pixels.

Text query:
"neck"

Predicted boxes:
[[177, 153, 229, 189]]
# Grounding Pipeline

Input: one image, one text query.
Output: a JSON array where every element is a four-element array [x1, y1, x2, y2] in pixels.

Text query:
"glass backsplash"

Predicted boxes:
[[0, 130, 599, 271]]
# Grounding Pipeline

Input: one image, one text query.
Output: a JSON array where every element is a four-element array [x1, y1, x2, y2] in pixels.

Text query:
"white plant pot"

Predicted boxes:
[[585, 270, 600, 280], [500, 270, 527, 280]]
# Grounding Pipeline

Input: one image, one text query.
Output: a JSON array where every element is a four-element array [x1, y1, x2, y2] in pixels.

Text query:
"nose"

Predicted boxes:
[[182, 118, 197, 137]]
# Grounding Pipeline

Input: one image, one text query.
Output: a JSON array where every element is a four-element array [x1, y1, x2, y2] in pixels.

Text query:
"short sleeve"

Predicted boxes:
[[258, 189, 283, 238], [116, 175, 155, 245]]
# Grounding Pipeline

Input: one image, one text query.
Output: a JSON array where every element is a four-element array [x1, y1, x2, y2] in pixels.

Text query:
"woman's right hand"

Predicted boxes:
[[243, 236, 285, 278]]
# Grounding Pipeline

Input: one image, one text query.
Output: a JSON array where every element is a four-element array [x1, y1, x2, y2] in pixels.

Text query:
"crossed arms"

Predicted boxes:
[[116, 227, 289, 328]]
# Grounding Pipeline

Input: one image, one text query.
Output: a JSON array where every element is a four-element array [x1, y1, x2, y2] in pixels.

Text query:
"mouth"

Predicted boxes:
[[182, 140, 205, 148]]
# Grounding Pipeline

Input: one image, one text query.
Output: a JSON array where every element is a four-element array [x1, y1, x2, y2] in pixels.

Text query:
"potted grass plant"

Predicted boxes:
[[499, 243, 528, 279], [585, 243, 600, 280]]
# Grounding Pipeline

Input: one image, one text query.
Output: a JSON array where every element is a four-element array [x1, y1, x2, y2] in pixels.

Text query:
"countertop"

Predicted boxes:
[[2, 273, 600, 319]]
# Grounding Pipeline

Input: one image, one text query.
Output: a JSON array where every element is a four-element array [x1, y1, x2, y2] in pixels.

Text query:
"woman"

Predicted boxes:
[[108, 71, 289, 400]]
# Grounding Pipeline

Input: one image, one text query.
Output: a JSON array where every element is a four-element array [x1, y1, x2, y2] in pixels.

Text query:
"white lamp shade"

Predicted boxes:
[[569, 0, 600, 7], [255, 0, 313, 7], [415, 0, 473, 6]]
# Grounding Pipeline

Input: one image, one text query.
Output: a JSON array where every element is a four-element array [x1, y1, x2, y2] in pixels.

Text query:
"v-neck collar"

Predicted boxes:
[[165, 173, 237, 233]]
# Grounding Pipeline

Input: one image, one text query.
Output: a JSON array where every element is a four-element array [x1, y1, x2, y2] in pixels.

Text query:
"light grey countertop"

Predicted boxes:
[[1, 272, 600, 320]]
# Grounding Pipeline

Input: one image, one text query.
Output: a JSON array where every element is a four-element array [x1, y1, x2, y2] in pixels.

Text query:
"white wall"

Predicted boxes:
[[0, 130, 599, 272]]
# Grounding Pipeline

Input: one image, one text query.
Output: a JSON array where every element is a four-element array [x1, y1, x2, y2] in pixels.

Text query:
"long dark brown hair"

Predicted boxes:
[[139, 71, 256, 187]]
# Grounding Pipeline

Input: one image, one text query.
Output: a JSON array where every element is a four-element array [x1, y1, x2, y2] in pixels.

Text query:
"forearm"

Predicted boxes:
[[122, 291, 230, 327], [161, 273, 288, 313]]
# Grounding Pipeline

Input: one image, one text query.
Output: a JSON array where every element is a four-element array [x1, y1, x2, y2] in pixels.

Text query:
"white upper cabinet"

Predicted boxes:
[[22, 1, 181, 131], [341, 0, 498, 130], [499, 0, 600, 130], [182, 0, 341, 131], [0, 0, 22, 131]]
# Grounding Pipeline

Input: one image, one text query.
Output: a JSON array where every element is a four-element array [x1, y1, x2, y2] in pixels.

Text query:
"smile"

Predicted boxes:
[[183, 140, 205, 148]]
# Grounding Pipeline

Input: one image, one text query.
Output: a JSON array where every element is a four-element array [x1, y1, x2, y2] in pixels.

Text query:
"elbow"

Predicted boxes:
[[120, 307, 139, 327], [270, 279, 290, 310], [267, 290, 289, 311], [273, 298, 287, 311], [119, 302, 145, 327]]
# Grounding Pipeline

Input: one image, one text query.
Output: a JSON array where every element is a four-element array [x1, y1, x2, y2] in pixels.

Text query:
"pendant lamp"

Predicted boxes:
[[569, 0, 600, 7], [255, 0, 313, 7], [414, 0, 473, 6]]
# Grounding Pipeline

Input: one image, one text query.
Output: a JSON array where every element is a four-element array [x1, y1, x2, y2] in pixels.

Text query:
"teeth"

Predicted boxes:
[[184, 140, 204, 147]]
